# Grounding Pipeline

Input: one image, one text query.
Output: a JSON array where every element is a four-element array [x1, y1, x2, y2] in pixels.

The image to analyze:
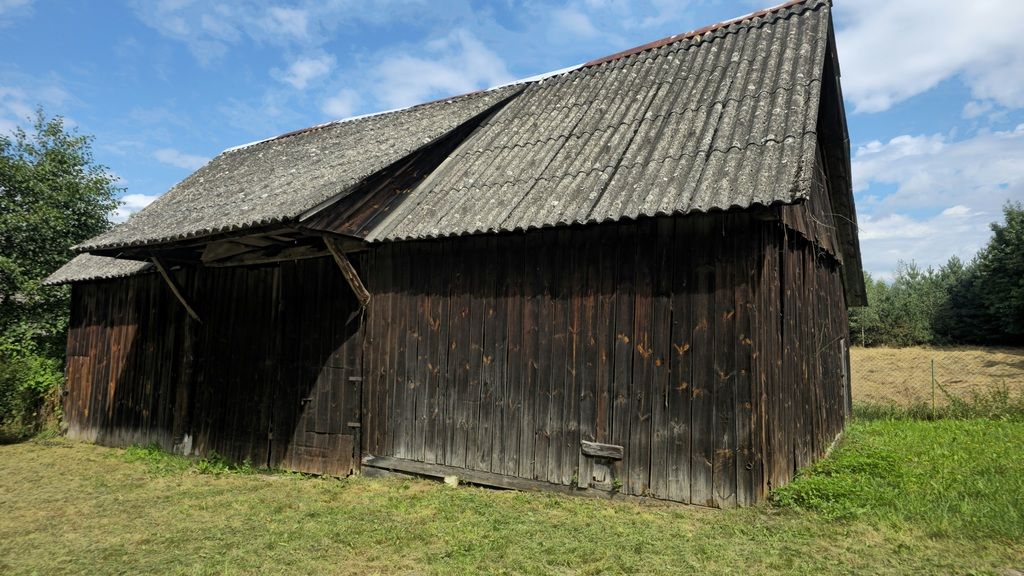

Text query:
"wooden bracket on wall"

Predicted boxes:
[[151, 256, 202, 323], [324, 236, 371, 308]]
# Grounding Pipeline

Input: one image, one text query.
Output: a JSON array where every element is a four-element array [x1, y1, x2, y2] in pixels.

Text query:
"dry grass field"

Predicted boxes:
[[850, 346, 1024, 407]]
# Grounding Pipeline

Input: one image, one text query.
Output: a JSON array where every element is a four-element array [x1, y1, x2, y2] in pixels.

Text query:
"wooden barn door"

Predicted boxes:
[[270, 258, 363, 476]]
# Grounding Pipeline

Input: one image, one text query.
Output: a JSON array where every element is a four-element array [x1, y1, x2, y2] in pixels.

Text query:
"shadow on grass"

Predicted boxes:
[[0, 430, 25, 445]]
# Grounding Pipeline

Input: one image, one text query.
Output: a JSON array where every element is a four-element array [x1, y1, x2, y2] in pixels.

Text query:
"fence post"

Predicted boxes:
[[931, 358, 936, 419]]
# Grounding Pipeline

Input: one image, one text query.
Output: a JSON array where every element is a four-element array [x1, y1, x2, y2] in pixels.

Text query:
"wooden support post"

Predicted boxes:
[[151, 257, 201, 323], [324, 236, 371, 308]]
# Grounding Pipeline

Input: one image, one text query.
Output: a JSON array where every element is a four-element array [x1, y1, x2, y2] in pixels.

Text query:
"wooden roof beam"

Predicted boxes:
[[324, 236, 371, 308], [152, 256, 201, 323]]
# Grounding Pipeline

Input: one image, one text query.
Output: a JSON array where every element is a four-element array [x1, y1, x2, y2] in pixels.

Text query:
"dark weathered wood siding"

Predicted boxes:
[[361, 212, 850, 507], [64, 258, 363, 475], [63, 207, 850, 506]]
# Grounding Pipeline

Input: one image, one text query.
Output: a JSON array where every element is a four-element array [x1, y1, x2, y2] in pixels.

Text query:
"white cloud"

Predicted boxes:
[[111, 193, 160, 223], [0, 81, 69, 134], [199, 10, 240, 42], [962, 100, 994, 119], [859, 213, 934, 241], [0, 0, 31, 25], [154, 147, 209, 170], [128, 1, 424, 65], [940, 205, 972, 217], [371, 29, 514, 109], [0, 0, 31, 12], [275, 55, 334, 90], [857, 209, 993, 280], [260, 6, 309, 40], [322, 88, 361, 118], [835, 0, 1024, 113], [853, 125, 1024, 276], [552, 8, 600, 38]]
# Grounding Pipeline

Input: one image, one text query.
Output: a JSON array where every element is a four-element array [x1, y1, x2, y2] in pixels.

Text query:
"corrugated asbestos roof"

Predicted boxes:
[[43, 254, 153, 286], [67, 0, 837, 269], [77, 86, 520, 252], [366, 0, 830, 241]]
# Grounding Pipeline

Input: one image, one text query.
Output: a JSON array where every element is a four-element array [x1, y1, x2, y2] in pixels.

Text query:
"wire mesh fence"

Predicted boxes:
[[850, 346, 1024, 413]]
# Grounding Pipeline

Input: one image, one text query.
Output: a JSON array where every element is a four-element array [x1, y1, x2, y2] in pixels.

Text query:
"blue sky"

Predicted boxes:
[[1, 0, 1022, 278]]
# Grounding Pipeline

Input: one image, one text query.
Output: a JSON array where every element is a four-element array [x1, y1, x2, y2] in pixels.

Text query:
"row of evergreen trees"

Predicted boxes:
[[849, 203, 1024, 347]]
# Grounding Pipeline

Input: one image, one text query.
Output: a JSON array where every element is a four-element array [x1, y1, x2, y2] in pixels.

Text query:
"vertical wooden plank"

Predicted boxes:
[[476, 236, 498, 471], [689, 216, 715, 507], [521, 232, 542, 480], [489, 236, 511, 474], [361, 248, 379, 456], [445, 239, 468, 468], [401, 242, 420, 460], [713, 217, 738, 508], [464, 237, 487, 471], [453, 239, 472, 468], [576, 226, 599, 490], [767, 223, 784, 492], [379, 244, 398, 457], [546, 229, 570, 485], [502, 235, 524, 477], [562, 228, 582, 487], [412, 241, 431, 462], [734, 221, 757, 506], [806, 247, 821, 461], [793, 236, 808, 472], [434, 239, 453, 466], [389, 243, 409, 458], [533, 230, 554, 481], [423, 240, 448, 464], [781, 230, 798, 483], [315, 263, 333, 441], [649, 218, 674, 499], [610, 222, 636, 492], [628, 219, 655, 496], [594, 225, 617, 449], [668, 218, 693, 503], [750, 221, 771, 502]]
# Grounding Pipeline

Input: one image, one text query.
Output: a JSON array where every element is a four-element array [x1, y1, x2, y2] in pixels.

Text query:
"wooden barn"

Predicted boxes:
[[45, 0, 864, 507]]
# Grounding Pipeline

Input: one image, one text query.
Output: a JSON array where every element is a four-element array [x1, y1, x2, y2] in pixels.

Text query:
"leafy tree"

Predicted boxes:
[[849, 272, 884, 346], [0, 109, 120, 432], [972, 202, 1024, 341], [933, 255, 993, 344], [851, 203, 1024, 347]]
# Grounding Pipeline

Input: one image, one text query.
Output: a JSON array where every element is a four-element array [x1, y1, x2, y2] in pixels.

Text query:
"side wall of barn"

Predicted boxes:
[[360, 212, 849, 507], [62, 211, 850, 506], [65, 273, 192, 450], [761, 229, 849, 493], [63, 258, 364, 475], [762, 142, 852, 491]]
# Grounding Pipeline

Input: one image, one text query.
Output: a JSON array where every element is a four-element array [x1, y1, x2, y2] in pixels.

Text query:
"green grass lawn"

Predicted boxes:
[[1, 418, 1022, 576]]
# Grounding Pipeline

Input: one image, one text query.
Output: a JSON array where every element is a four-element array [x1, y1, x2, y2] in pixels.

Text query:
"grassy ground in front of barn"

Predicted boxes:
[[2, 417, 1023, 576], [2, 346, 1023, 575]]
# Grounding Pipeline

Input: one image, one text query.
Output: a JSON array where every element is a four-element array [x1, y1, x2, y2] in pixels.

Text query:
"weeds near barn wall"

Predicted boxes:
[[0, 339, 63, 440], [120, 444, 264, 477]]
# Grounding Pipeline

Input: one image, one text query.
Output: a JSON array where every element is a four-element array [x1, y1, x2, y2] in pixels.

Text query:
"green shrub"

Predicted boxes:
[[0, 338, 63, 437]]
